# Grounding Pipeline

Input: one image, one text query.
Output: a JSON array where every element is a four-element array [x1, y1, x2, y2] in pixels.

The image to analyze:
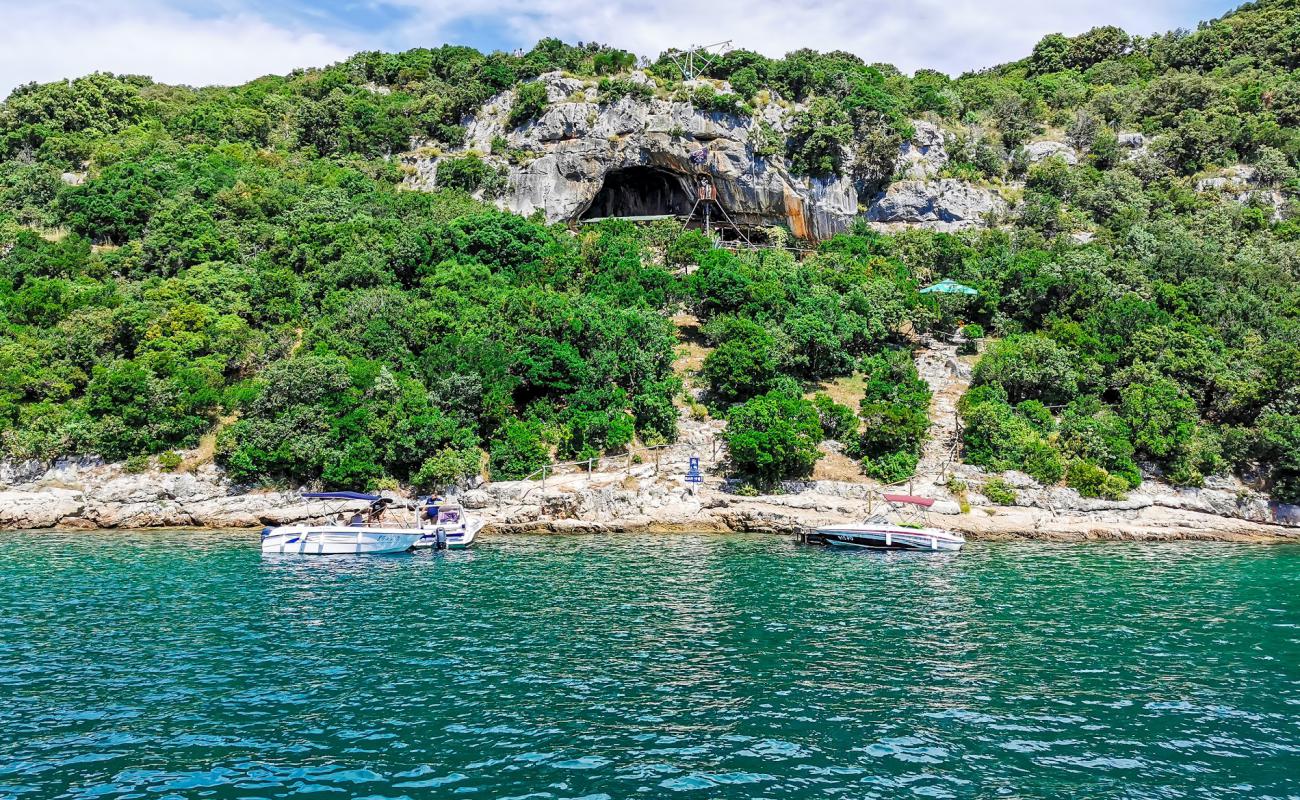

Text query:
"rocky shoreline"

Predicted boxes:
[[2, 456, 1298, 543]]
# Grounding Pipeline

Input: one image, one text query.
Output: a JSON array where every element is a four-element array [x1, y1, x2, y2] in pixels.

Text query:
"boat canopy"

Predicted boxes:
[[883, 494, 935, 507], [302, 491, 383, 502]]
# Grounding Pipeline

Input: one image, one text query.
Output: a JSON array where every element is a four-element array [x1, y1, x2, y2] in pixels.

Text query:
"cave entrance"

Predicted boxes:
[[580, 166, 694, 220]]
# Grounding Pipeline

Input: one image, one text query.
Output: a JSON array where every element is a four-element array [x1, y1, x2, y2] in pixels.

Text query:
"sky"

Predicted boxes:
[[0, 0, 1240, 97]]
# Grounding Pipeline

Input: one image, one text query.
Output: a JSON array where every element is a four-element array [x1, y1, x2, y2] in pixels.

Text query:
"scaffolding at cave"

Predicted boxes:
[[681, 148, 753, 248]]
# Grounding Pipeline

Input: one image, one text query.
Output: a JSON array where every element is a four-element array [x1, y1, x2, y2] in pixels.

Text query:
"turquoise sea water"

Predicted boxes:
[[2, 531, 1298, 799]]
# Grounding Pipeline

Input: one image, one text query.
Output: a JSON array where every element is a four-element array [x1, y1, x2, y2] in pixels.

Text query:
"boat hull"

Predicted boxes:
[[811, 524, 965, 552], [261, 527, 424, 555], [414, 519, 484, 550]]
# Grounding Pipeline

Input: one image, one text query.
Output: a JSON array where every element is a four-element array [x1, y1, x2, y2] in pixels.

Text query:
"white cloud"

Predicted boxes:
[[383, 0, 1218, 75], [0, 0, 1229, 97], [0, 0, 353, 97]]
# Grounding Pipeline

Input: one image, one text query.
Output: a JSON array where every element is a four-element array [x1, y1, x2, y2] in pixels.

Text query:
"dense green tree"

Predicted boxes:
[[724, 391, 824, 487], [856, 349, 931, 483], [2, 7, 1300, 502], [700, 317, 778, 404], [972, 335, 1083, 405], [508, 80, 549, 129]]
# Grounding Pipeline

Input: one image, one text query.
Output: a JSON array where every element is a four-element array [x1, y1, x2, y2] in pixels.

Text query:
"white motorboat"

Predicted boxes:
[[261, 491, 481, 555], [260, 525, 427, 555], [412, 501, 483, 550], [809, 494, 965, 552]]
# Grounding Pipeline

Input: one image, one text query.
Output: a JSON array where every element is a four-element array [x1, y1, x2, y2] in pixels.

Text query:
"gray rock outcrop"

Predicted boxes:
[[1117, 131, 1145, 149], [866, 179, 1007, 231], [896, 120, 948, 180], [1022, 140, 1078, 166], [1196, 165, 1287, 221], [1, 452, 1296, 542], [402, 72, 858, 239], [400, 75, 998, 240]]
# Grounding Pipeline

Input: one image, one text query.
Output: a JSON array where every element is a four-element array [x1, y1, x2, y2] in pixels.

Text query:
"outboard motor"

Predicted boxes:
[[435, 526, 448, 550]]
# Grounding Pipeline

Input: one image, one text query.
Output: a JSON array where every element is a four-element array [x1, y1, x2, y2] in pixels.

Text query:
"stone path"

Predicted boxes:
[[913, 336, 972, 486]]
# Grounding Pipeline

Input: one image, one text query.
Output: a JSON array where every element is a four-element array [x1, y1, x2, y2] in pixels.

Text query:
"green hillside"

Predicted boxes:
[[1, 1, 1299, 498]]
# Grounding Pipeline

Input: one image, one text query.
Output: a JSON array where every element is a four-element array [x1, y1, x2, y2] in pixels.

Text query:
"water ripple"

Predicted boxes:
[[2, 531, 1298, 798]]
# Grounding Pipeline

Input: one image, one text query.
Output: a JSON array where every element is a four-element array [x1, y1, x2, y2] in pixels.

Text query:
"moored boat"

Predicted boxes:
[[807, 494, 966, 552], [261, 491, 481, 555], [413, 499, 484, 550], [260, 525, 428, 555]]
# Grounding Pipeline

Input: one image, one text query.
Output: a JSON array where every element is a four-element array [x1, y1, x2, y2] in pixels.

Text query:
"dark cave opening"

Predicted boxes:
[[580, 167, 694, 220]]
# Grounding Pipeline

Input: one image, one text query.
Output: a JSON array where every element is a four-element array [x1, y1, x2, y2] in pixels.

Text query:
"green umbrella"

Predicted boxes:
[[919, 279, 979, 296]]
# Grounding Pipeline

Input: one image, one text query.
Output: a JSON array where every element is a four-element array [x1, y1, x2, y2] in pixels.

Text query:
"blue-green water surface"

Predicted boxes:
[[2, 531, 1299, 799]]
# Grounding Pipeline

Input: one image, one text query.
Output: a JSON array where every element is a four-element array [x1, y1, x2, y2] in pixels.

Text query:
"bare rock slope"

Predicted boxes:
[[402, 73, 1011, 239]]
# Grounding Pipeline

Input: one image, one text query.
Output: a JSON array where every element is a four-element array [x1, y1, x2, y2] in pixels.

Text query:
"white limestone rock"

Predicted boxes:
[[0, 488, 83, 528], [460, 489, 492, 510], [897, 120, 949, 180], [1117, 132, 1145, 149], [1022, 140, 1078, 166], [405, 86, 861, 239], [866, 179, 1007, 232], [1195, 166, 1287, 221]]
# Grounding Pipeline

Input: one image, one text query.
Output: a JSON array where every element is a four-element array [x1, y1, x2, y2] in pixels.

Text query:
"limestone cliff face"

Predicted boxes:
[[400, 73, 1027, 239], [866, 179, 1007, 232], [402, 73, 884, 239]]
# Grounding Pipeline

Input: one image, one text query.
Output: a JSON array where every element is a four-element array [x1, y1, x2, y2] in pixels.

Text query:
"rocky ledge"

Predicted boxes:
[[2, 457, 1297, 543]]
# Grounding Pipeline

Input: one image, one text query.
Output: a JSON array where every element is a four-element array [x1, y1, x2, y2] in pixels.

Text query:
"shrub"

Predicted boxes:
[[1065, 459, 1109, 497], [785, 97, 851, 177], [958, 323, 985, 355], [730, 67, 760, 99], [973, 334, 1082, 405], [689, 85, 752, 116], [597, 77, 654, 103], [1058, 398, 1141, 488], [1021, 438, 1064, 485], [437, 155, 506, 196], [124, 453, 150, 474], [1016, 400, 1055, 434], [157, 450, 182, 472], [508, 81, 549, 129], [748, 119, 783, 159], [701, 318, 778, 404], [961, 394, 1063, 485], [666, 230, 711, 269], [862, 449, 918, 484], [1119, 375, 1197, 463], [982, 478, 1018, 505], [1103, 474, 1131, 500], [412, 447, 482, 491], [488, 420, 549, 481], [723, 391, 824, 487], [856, 350, 931, 479], [812, 393, 858, 441]]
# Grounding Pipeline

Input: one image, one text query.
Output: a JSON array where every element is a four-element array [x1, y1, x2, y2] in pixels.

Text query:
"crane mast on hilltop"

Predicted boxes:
[[663, 40, 733, 81]]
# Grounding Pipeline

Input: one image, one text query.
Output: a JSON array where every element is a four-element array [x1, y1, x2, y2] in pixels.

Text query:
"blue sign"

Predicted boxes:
[[686, 456, 703, 484]]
